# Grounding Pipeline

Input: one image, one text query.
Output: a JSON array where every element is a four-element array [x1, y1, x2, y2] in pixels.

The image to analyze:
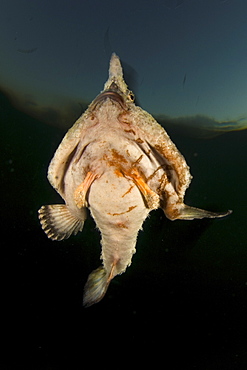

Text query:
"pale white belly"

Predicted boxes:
[[88, 169, 149, 275]]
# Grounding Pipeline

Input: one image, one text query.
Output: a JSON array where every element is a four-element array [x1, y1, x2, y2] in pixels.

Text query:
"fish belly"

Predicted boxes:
[[88, 170, 149, 276]]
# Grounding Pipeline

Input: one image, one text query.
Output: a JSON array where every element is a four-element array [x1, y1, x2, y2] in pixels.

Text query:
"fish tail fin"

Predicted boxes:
[[38, 204, 85, 241], [174, 204, 232, 220], [83, 265, 114, 307]]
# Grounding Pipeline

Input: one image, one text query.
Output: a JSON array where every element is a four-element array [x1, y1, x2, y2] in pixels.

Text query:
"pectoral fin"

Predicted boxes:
[[164, 203, 232, 221], [123, 168, 160, 210], [74, 171, 98, 208], [38, 204, 85, 240]]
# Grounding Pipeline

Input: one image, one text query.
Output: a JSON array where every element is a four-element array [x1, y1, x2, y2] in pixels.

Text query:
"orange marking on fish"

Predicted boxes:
[[111, 148, 128, 163], [102, 149, 128, 168], [135, 138, 144, 144], [114, 168, 124, 177], [115, 222, 128, 229], [107, 205, 137, 216], [124, 129, 136, 135], [121, 185, 134, 197]]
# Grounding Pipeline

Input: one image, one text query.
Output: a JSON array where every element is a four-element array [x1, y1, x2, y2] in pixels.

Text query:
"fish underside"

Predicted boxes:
[[38, 53, 231, 307]]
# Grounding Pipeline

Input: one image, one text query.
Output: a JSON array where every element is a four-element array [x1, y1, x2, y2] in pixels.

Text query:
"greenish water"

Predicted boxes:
[[1, 91, 247, 369]]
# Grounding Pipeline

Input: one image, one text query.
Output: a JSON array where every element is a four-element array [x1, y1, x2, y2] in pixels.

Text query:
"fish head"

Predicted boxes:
[[90, 53, 135, 111]]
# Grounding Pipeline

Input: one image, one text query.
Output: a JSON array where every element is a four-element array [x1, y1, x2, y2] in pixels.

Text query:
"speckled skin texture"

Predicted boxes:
[[39, 54, 230, 306]]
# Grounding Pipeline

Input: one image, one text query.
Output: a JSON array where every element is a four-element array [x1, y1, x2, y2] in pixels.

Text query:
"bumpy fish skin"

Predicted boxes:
[[38, 53, 231, 307]]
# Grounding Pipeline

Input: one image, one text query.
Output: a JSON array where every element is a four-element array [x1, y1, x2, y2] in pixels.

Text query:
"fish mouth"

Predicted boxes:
[[92, 90, 126, 110]]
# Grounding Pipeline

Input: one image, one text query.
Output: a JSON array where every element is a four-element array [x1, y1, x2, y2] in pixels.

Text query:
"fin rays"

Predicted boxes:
[[165, 204, 232, 221], [178, 205, 232, 220], [83, 266, 110, 307], [38, 204, 85, 241], [83, 264, 115, 308]]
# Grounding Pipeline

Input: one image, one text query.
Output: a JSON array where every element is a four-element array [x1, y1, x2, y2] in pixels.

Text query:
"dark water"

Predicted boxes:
[[1, 91, 247, 369]]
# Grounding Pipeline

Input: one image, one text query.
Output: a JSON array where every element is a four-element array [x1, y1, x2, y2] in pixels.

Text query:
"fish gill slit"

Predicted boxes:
[[59, 145, 79, 192], [74, 143, 90, 164]]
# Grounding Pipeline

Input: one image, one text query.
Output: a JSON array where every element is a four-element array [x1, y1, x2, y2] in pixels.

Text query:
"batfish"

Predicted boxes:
[[38, 53, 231, 307]]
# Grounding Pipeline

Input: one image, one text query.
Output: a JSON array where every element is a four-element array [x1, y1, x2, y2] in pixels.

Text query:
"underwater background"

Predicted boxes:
[[1, 0, 247, 369]]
